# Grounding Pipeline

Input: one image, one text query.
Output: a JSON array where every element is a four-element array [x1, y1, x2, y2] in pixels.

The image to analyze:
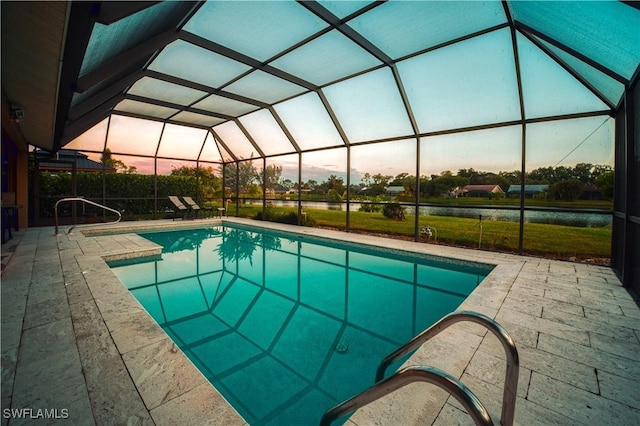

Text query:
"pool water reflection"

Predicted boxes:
[[108, 225, 489, 425]]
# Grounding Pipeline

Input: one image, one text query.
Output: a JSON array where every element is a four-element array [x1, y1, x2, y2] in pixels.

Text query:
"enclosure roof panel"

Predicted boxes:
[[5, 1, 637, 157], [510, 1, 640, 80], [147, 39, 252, 89], [182, 0, 329, 62], [348, 0, 507, 60]]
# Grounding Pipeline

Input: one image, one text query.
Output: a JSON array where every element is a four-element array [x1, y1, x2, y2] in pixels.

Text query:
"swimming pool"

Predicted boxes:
[[108, 224, 490, 425]]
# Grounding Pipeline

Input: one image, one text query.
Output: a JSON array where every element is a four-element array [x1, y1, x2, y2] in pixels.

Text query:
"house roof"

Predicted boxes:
[[386, 186, 405, 192], [507, 184, 549, 193], [461, 184, 503, 192], [34, 149, 114, 172]]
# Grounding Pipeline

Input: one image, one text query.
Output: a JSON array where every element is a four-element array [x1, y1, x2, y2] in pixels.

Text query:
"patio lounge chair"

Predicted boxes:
[[182, 196, 205, 218], [216, 199, 229, 218], [168, 196, 190, 220]]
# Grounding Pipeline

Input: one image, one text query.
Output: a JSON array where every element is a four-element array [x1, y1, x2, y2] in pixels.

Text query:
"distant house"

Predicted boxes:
[[285, 187, 312, 195], [459, 184, 504, 198], [356, 186, 371, 195], [506, 185, 548, 198], [385, 186, 405, 195], [34, 149, 115, 173], [265, 184, 289, 195]]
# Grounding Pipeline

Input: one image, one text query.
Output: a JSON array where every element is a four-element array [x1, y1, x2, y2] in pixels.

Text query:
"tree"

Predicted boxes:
[[457, 168, 481, 184], [170, 165, 221, 200], [221, 160, 258, 197], [401, 174, 416, 197], [390, 172, 409, 186], [528, 166, 555, 184], [101, 148, 137, 173], [372, 173, 392, 185], [498, 170, 521, 186], [549, 179, 584, 201], [303, 179, 323, 195], [257, 164, 282, 192], [368, 173, 391, 195], [390, 172, 416, 197], [170, 165, 218, 181], [322, 175, 346, 195], [281, 178, 294, 189], [422, 171, 468, 197], [595, 170, 614, 199], [572, 163, 595, 184], [526, 163, 613, 187], [592, 164, 613, 178]]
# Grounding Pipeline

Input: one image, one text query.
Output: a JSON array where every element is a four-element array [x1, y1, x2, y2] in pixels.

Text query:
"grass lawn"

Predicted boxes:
[[225, 204, 611, 263]]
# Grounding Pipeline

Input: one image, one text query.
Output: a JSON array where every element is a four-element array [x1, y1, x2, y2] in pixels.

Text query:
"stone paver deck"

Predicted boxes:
[[1, 218, 639, 425]]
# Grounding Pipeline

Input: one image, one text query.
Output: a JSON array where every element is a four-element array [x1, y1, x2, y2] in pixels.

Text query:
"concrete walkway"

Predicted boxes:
[[1, 219, 639, 425]]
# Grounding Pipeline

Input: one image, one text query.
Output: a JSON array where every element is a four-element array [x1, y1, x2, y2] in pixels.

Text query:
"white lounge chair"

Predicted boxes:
[[168, 196, 189, 220], [182, 196, 204, 218]]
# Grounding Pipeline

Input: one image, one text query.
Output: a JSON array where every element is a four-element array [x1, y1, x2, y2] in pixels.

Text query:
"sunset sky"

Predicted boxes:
[[66, 113, 614, 183]]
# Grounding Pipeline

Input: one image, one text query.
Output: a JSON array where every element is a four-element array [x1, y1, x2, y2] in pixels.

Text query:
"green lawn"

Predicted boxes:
[[229, 204, 611, 263]]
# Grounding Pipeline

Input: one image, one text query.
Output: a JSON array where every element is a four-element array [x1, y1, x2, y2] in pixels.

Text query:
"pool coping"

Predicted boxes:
[[70, 219, 248, 424], [73, 217, 527, 425]]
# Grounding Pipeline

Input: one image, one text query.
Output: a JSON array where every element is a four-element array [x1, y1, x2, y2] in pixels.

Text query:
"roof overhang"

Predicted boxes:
[[1, 1, 69, 151]]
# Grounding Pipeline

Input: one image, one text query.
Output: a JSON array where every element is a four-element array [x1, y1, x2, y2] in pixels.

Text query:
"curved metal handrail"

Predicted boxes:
[[320, 365, 493, 426], [54, 197, 121, 235], [376, 310, 519, 426]]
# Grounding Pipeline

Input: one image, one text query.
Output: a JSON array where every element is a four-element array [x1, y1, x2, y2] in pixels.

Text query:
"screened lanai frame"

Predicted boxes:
[[54, 1, 640, 283]]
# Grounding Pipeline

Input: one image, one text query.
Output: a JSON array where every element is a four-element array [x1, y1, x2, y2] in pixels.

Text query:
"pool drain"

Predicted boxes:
[[335, 341, 348, 354]]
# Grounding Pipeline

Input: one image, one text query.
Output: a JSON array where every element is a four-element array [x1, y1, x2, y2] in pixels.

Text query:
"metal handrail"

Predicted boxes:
[[376, 310, 519, 426], [54, 197, 122, 235], [320, 365, 493, 426]]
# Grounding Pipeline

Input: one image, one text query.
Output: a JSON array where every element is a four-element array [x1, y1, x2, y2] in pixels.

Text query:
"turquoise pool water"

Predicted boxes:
[[108, 225, 490, 425]]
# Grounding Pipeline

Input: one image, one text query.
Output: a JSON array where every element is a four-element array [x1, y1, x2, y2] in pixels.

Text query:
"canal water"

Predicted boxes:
[[268, 200, 611, 228]]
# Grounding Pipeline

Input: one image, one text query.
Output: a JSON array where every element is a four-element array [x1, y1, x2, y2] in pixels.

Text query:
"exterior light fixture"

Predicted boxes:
[[9, 104, 25, 122]]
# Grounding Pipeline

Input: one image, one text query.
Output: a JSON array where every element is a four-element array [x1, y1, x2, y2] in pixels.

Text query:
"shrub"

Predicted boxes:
[[254, 207, 316, 226], [359, 202, 381, 213], [382, 202, 406, 220]]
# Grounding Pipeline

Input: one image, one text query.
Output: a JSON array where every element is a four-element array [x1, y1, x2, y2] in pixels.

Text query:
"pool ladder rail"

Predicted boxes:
[[54, 197, 122, 235], [320, 310, 519, 426]]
